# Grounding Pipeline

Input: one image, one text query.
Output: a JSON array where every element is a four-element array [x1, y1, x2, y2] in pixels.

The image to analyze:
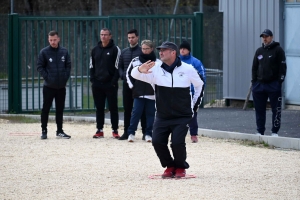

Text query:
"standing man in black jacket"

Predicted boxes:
[[252, 29, 287, 137], [90, 28, 121, 139], [37, 30, 71, 139], [118, 29, 146, 140]]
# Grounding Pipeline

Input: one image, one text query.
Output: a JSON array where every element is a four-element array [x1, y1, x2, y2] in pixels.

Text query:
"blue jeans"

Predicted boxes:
[[127, 98, 156, 136]]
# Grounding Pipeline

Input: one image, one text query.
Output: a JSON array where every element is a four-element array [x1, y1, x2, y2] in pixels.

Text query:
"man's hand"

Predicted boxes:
[[138, 60, 155, 74]]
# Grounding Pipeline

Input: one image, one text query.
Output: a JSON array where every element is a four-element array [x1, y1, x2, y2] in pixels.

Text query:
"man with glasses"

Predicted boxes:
[[90, 28, 121, 139], [252, 29, 287, 137], [131, 41, 204, 178]]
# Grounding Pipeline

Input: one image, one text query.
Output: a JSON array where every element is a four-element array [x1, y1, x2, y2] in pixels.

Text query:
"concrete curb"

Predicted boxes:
[[1, 114, 299, 150], [199, 129, 300, 150]]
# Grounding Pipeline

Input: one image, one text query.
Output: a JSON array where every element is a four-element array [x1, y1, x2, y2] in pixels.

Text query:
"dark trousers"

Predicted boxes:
[[252, 81, 282, 134], [152, 117, 191, 169], [122, 81, 146, 134], [92, 83, 119, 130], [41, 86, 66, 131], [189, 112, 198, 136]]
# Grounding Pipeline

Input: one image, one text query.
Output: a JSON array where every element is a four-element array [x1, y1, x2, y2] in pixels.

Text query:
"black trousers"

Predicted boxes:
[[41, 86, 66, 131], [252, 80, 282, 134], [122, 81, 146, 134], [152, 117, 192, 169], [92, 82, 119, 130]]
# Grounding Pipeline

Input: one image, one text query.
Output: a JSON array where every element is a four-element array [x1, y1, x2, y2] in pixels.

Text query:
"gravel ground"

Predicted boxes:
[[1, 120, 300, 200]]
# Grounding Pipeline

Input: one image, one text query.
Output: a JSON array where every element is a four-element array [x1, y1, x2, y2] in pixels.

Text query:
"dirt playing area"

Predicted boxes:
[[0, 119, 300, 199]]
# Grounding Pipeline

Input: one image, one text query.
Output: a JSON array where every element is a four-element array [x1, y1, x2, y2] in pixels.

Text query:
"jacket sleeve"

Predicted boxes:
[[111, 46, 121, 86], [251, 49, 259, 83], [131, 64, 155, 84], [189, 67, 204, 109], [37, 50, 48, 80], [126, 59, 135, 89], [118, 50, 125, 80], [277, 47, 287, 83], [193, 58, 206, 86], [89, 50, 95, 83]]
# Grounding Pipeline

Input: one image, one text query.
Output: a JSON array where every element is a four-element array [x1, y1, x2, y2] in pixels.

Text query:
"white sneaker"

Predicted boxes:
[[271, 133, 278, 137], [128, 134, 135, 142], [145, 135, 152, 142]]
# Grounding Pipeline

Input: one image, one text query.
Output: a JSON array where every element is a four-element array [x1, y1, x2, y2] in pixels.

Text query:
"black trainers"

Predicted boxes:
[[41, 130, 47, 140], [118, 132, 128, 140], [56, 131, 71, 139]]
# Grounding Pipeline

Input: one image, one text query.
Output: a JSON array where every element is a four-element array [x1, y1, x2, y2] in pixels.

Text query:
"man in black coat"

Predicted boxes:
[[90, 28, 121, 139], [252, 29, 287, 137], [37, 30, 71, 139]]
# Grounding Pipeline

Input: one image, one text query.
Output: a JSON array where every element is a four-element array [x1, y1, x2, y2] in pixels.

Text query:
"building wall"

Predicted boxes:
[[284, 4, 300, 105], [219, 0, 284, 100]]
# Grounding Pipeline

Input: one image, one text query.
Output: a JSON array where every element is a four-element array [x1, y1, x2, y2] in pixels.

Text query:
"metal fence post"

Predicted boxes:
[[193, 12, 203, 61], [193, 12, 204, 107], [8, 13, 21, 113]]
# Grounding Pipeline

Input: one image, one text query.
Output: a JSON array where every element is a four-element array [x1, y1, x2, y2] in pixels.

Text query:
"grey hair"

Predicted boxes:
[[141, 40, 154, 48], [100, 28, 112, 35]]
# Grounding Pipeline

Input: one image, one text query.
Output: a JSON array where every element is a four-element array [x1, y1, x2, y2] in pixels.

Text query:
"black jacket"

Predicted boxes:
[[252, 41, 287, 83], [118, 45, 142, 81], [37, 45, 71, 89], [90, 39, 121, 86]]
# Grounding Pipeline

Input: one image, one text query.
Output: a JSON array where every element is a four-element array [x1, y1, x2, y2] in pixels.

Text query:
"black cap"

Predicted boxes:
[[156, 41, 178, 51], [179, 40, 191, 52], [260, 29, 273, 37]]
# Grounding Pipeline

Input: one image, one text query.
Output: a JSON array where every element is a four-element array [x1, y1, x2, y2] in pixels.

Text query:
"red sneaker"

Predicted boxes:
[[191, 135, 198, 143], [175, 168, 186, 178], [93, 130, 104, 138], [161, 167, 175, 178], [112, 130, 120, 139]]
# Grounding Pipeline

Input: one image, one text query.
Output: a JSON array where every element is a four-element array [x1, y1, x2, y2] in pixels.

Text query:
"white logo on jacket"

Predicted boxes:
[[49, 58, 52, 62], [61, 56, 65, 62]]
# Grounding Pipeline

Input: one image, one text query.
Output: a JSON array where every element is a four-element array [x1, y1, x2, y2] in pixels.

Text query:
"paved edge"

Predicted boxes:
[[1, 114, 299, 151]]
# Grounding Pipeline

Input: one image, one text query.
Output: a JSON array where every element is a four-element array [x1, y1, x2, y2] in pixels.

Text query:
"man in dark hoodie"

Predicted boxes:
[[90, 28, 121, 139], [37, 30, 71, 140], [118, 29, 146, 140], [252, 29, 287, 137]]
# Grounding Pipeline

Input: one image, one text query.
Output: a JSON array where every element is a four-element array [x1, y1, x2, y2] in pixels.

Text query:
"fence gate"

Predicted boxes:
[[6, 13, 203, 113]]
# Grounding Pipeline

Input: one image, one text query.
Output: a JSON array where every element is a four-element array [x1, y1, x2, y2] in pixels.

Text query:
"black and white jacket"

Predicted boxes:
[[131, 59, 204, 119], [126, 56, 159, 100]]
